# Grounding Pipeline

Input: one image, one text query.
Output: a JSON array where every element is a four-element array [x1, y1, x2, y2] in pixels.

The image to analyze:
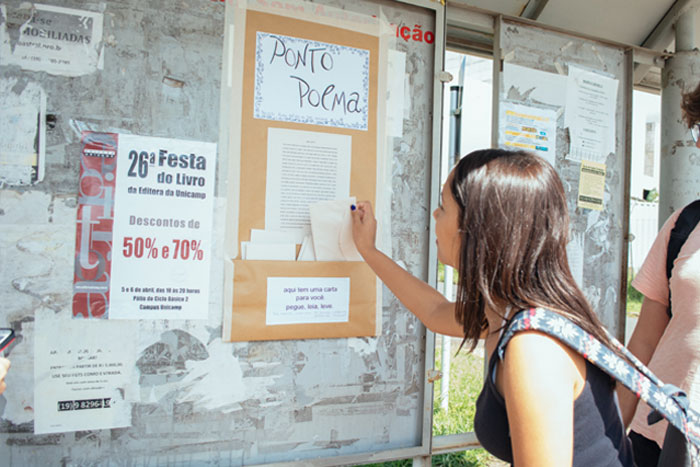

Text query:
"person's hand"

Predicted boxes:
[[351, 201, 377, 257], [0, 358, 10, 395]]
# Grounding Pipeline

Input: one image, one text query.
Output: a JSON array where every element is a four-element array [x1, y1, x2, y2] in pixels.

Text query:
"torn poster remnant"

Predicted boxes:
[[0, 77, 45, 185], [0, 3, 103, 76]]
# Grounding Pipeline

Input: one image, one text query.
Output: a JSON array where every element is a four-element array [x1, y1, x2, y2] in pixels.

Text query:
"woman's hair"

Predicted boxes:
[[450, 149, 615, 353], [681, 81, 700, 128]]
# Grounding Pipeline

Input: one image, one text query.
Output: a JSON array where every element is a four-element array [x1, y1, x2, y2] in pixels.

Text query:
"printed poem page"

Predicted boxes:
[[265, 127, 351, 237]]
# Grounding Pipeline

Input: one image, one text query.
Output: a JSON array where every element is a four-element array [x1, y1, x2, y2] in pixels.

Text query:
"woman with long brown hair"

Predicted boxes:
[[351, 149, 634, 466]]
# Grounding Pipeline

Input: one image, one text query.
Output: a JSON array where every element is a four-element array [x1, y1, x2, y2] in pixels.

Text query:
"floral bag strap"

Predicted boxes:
[[498, 307, 700, 464]]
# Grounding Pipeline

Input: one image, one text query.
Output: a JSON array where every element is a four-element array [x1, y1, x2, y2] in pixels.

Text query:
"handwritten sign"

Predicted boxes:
[[254, 32, 369, 130]]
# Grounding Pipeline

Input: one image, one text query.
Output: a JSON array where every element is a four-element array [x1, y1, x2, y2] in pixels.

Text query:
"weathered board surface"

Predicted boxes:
[[497, 19, 631, 336], [0, 0, 437, 464]]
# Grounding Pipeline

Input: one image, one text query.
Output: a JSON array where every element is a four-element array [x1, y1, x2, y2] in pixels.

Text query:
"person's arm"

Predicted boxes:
[[617, 296, 669, 427], [0, 358, 10, 395], [501, 331, 582, 467], [351, 201, 463, 337]]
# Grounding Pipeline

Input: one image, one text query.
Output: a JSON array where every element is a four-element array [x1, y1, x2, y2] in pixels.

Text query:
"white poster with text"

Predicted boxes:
[[565, 65, 618, 163], [109, 134, 216, 319]]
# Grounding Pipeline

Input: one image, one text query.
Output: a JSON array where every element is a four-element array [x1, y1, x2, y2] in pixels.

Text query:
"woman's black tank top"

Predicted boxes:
[[473, 334, 635, 466]]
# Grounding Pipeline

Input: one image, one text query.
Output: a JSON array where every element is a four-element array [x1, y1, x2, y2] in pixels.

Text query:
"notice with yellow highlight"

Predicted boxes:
[[577, 160, 606, 211], [500, 101, 557, 166]]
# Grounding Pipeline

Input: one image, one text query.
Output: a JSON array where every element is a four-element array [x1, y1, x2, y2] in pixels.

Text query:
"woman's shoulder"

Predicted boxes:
[[503, 329, 582, 365], [500, 329, 586, 395]]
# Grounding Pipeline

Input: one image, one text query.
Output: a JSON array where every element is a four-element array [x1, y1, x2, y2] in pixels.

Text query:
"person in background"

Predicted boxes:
[[0, 357, 10, 395], [618, 82, 700, 467], [352, 149, 634, 466]]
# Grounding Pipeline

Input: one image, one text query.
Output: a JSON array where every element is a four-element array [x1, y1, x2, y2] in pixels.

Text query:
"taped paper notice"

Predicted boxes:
[[266, 277, 350, 325], [577, 160, 606, 211], [386, 49, 406, 137], [34, 317, 137, 434], [499, 101, 557, 166], [565, 65, 618, 163], [0, 4, 104, 76]]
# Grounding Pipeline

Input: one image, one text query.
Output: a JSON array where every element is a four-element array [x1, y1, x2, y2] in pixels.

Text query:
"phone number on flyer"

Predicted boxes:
[[58, 398, 112, 411]]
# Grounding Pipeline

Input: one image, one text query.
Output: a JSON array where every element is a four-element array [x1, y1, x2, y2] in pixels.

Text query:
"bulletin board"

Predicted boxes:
[[223, 5, 384, 342], [494, 17, 632, 338], [0, 0, 444, 465]]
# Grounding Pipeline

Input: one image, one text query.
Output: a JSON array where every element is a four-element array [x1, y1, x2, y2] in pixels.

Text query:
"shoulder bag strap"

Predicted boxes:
[[499, 308, 700, 448], [666, 199, 700, 317]]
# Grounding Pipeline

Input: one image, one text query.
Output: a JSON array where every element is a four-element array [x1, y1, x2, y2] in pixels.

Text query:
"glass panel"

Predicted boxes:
[[431, 50, 503, 465]]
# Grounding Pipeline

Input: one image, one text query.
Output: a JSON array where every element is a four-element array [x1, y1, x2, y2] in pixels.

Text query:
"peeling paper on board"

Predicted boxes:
[[0, 77, 46, 186], [174, 339, 248, 413], [0, 3, 104, 77], [347, 337, 378, 356]]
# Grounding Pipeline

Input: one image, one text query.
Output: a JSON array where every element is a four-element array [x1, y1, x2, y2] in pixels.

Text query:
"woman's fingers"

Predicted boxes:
[[353, 201, 373, 223], [0, 358, 10, 395], [351, 201, 377, 255]]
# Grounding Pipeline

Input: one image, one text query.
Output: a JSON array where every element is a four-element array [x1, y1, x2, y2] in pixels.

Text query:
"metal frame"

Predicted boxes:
[[411, 0, 446, 463], [238, 1, 446, 465], [219, 1, 446, 464], [221, 2, 661, 464], [422, 3, 663, 462], [619, 48, 635, 343], [445, 2, 667, 90], [492, 15, 636, 342], [421, 4, 648, 456], [634, 0, 700, 87]]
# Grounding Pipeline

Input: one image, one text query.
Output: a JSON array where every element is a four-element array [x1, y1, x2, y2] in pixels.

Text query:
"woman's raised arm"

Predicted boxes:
[[351, 201, 463, 337]]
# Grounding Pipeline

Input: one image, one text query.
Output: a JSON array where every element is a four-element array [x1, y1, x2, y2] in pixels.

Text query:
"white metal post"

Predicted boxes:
[[659, 7, 700, 223], [440, 267, 454, 411]]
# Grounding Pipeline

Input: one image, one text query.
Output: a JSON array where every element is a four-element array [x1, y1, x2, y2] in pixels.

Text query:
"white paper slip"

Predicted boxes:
[[266, 277, 350, 325], [240, 241, 250, 260], [297, 235, 316, 261], [246, 242, 296, 261], [310, 197, 362, 261], [338, 206, 363, 261], [251, 228, 306, 245]]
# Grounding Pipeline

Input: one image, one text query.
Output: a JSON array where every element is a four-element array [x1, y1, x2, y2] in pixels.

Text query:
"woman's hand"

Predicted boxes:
[[348, 200, 462, 337], [351, 201, 378, 257], [0, 357, 10, 395]]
